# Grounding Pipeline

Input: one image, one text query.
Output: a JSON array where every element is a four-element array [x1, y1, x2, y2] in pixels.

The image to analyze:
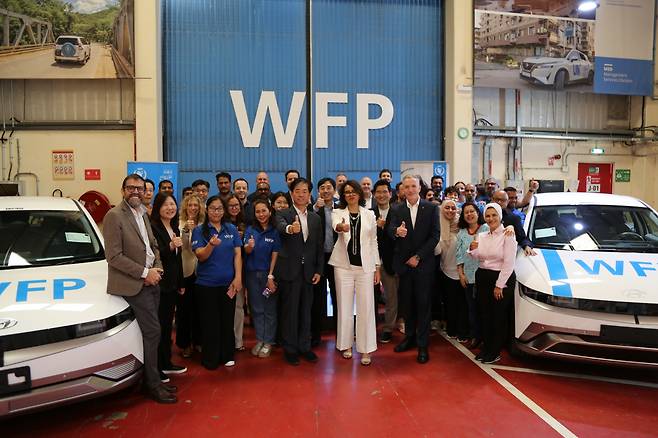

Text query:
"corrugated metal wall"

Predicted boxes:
[[163, 0, 443, 192], [473, 87, 632, 131], [0, 79, 135, 123], [311, 0, 443, 183]]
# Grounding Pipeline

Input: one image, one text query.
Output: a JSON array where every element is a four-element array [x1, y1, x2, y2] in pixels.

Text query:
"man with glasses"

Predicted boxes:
[[104, 174, 176, 403], [248, 171, 270, 202], [192, 179, 210, 204]]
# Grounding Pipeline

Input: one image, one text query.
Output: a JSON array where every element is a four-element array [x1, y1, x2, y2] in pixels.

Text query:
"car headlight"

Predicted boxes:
[[534, 63, 556, 70]]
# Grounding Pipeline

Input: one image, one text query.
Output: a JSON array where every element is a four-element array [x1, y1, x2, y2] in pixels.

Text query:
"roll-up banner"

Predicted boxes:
[[593, 0, 656, 96]]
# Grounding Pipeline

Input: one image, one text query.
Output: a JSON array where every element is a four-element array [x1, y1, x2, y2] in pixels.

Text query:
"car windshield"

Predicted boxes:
[[56, 37, 79, 45], [0, 209, 104, 269], [529, 204, 658, 252]]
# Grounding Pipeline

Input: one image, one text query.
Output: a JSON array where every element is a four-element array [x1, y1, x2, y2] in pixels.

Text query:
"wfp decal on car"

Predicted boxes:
[[540, 249, 658, 298], [0, 278, 86, 302]]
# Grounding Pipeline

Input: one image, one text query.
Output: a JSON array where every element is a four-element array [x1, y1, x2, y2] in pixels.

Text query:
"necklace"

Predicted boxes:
[[349, 212, 360, 255]]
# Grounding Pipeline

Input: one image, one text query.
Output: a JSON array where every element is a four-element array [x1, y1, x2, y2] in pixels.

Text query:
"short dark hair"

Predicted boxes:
[[373, 179, 391, 193], [444, 185, 458, 196], [150, 192, 179, 229], [122, 173, 145, 189], [503, 186, 518, 193], [158, 179, 173, 190], [337, 180, 365, 209], [144, 178, 155, 189], [458, 202, 485, 229], [336, 172, 347, 179], [431, 175, 444, 184], [317, 177, 336, 190], [270, 191, 288, 205], [215, 172, 232, 182], [192, 179, 210, 189], [289, 177, 312, 192], [233, 177, 249, 189], [379, 168, 392, 178], [285, 169, 300, 179]]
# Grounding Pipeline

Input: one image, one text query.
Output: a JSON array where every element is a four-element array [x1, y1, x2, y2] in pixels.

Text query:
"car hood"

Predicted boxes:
[[516, 249, 658, 304], [0, 260, 128, 336], [523, 57, 563, 64]]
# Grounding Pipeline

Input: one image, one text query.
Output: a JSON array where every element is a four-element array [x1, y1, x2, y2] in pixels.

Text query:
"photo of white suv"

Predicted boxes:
[[513, 193, 658, 368], [0, 197, 143, 417], [54, 35, 91, 64], [520, 49, 594, 90]]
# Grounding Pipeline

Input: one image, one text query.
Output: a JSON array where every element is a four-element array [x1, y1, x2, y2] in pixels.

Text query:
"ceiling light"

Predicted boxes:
[[578, 1, 598, 12]]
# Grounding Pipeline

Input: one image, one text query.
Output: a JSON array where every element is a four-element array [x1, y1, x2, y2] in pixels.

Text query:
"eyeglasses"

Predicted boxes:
[[343, 190, 357, 196], [228, 204, 240, 209], [208, 206, 223, 212], [257, 188, 269, 192], [124, 185, 145, 193]]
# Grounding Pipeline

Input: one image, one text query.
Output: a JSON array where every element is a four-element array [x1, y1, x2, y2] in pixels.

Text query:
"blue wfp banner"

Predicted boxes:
[[593, 0, 655, 96], [433, 162, 449, 185], [127, 162, 180, 196]]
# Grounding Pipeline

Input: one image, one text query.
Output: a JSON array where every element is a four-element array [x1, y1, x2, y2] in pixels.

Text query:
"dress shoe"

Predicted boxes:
[[417, 347, 429, 364], [159, 370, 170, 383], [162, 364, 187, 375], [162, 383, 177, 393], [284, 351, 300, 366], [145, 385, 177, 404], [469, 339, 482, 350], [301, 351, 318, 363], [379, 331, 393, 343], [393, 337, 417, 353]]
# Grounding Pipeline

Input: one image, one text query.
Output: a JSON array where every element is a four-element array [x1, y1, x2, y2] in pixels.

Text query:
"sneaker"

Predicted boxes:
[[224, 360, 236, 367], [430, 320, 440, 331], [379, 331, 393, 343], [251, 341, 264, 357], [482, 355, 501, 364], [159, 371, 170, 383], [474, 353, 484, 362], [397, 321, 405, 334], [236, 345, 245, 352], [162, 364, 187, 375], [258, 344, 272, 358], [181, 346, 193, 358]]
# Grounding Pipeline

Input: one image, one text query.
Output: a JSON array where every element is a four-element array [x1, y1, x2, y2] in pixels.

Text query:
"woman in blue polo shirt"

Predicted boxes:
[[244, 198, 281, 358], [192, 195, 243, 370]]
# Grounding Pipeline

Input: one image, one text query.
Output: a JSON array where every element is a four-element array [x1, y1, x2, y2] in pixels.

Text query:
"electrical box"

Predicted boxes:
[[0, 182, 21, 196]]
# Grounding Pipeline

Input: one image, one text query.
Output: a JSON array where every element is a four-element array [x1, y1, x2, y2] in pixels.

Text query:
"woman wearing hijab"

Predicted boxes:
[[435, 199, 469, 342], [468, 203, 518, 364]]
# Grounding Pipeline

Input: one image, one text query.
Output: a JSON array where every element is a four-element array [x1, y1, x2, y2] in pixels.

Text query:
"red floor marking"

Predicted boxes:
[[496, 369, 658, 438], [3, 331, 560, 437]]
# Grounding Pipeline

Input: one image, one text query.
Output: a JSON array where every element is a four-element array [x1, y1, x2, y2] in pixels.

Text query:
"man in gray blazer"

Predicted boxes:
[[104, 174, 176, 403], [275, 177, 324, 365]]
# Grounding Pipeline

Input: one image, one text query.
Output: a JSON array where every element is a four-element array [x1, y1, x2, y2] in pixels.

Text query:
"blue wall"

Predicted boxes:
[[163, 0, 443, 194]]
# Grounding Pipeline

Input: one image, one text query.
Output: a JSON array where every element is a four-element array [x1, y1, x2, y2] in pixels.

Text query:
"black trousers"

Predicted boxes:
[[157, 288, 177, 370], [196, 284, 235, 369], [443, 273, 469, 339], [399, 269, 433, 348], [124, 285, 161, 390], [279, 277, 313, 355], [475, 268, 516, 359], [312, 254, 335, 341], [431, 255, 445, 322], [176, 274, 200, 349]]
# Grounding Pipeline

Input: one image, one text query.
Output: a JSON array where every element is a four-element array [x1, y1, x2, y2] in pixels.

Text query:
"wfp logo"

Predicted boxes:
[[0, 318, 18, 330]]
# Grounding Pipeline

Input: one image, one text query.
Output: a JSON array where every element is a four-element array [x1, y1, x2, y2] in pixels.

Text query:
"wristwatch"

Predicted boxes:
[[267, 274, 275, 279]]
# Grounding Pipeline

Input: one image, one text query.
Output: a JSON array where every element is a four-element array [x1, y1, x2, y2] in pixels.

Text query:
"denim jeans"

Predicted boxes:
[[246, 270, 278, 344]]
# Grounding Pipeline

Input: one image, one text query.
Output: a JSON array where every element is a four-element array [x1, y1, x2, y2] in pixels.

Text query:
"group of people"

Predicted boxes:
[[104, 169, 539, 404]]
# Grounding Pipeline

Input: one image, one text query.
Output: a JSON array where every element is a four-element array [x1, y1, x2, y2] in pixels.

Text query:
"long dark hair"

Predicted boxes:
[[202, 195, 227, 241], [252, 198, 275, 230], [337, 180, 365, 209], [458, 202, 484, 229], [150, 192, 179, 229], [224, 193, 246, 236]]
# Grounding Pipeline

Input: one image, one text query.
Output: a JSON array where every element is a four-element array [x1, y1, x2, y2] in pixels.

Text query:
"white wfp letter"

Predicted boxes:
[[230, 90, 306, 148], [356, 93, 394, 149], [315, 92, 348, 149]]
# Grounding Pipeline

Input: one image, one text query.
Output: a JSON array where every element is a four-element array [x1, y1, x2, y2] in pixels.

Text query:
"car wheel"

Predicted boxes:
[[554, 70, 567, 90]]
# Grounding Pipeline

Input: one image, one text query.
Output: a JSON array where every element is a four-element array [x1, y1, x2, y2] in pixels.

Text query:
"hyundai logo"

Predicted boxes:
[[622, 289, 646, 300], [0, 318, 18, 330]]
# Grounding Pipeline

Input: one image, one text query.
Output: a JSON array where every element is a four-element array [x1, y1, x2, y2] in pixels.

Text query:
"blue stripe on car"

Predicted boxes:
[[540, 249, 573, 297]]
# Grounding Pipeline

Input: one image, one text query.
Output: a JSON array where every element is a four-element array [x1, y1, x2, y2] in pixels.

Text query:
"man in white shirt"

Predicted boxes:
[[361, 176, 373, 209]]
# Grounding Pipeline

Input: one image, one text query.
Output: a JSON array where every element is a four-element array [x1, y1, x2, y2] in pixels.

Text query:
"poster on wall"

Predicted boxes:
[[127, 162, 180, 196], [0, 0, 134, 79]]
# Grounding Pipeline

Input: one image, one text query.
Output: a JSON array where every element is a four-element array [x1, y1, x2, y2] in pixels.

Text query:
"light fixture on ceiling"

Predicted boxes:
[[578, 1, 598, 12]]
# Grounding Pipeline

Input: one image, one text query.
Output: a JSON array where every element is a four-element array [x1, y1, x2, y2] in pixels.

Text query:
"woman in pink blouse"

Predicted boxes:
[[468, 202, 518, 364]]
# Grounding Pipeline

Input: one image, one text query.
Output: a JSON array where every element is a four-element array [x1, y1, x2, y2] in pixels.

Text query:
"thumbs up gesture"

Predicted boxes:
[[171, 236, 183, 249], [376, 216, 386, 229], [315, 197, 325, 209], [186, 219, 195, 231], [337, 217, 349, 233], [291, 215, 302, 234], [469, 233, 479, 251], [247, 234, 255, 248], [396, 220, 408, 238]]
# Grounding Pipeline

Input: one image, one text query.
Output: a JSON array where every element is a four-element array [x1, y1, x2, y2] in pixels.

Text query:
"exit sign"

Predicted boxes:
[[615, 169, 631, 182]]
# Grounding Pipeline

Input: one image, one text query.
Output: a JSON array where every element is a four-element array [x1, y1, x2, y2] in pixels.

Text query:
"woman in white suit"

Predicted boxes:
[[330, 180, 381, 365]]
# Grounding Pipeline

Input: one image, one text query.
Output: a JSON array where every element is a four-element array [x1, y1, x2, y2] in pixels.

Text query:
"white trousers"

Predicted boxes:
[[334, 265, 377, 354]]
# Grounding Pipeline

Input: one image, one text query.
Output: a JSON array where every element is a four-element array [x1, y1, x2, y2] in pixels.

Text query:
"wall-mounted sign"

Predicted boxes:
[[85, 169, 101, 181], [615, 168, 631, 182], [52, 150, 74, 180], [127, 162, 179, 195]]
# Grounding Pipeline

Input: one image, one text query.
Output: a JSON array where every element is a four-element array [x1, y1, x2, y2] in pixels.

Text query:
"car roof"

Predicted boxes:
[[533, 192, 648, 208], [0, 196, 81, 211], [56, 35, 82, 39]]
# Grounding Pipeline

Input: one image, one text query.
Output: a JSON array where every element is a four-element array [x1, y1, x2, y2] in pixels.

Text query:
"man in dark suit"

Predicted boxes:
[[372, 179, 399, 344], [275, 177, 324, 365], [104, 174, 176, 403], [387, 175, 440, 364], [311, 177, 338, 344]]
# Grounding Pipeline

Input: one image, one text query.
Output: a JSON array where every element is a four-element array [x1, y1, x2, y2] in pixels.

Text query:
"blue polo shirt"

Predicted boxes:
[[243, 224, 281, 272], [192, 222, 242, 287]]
